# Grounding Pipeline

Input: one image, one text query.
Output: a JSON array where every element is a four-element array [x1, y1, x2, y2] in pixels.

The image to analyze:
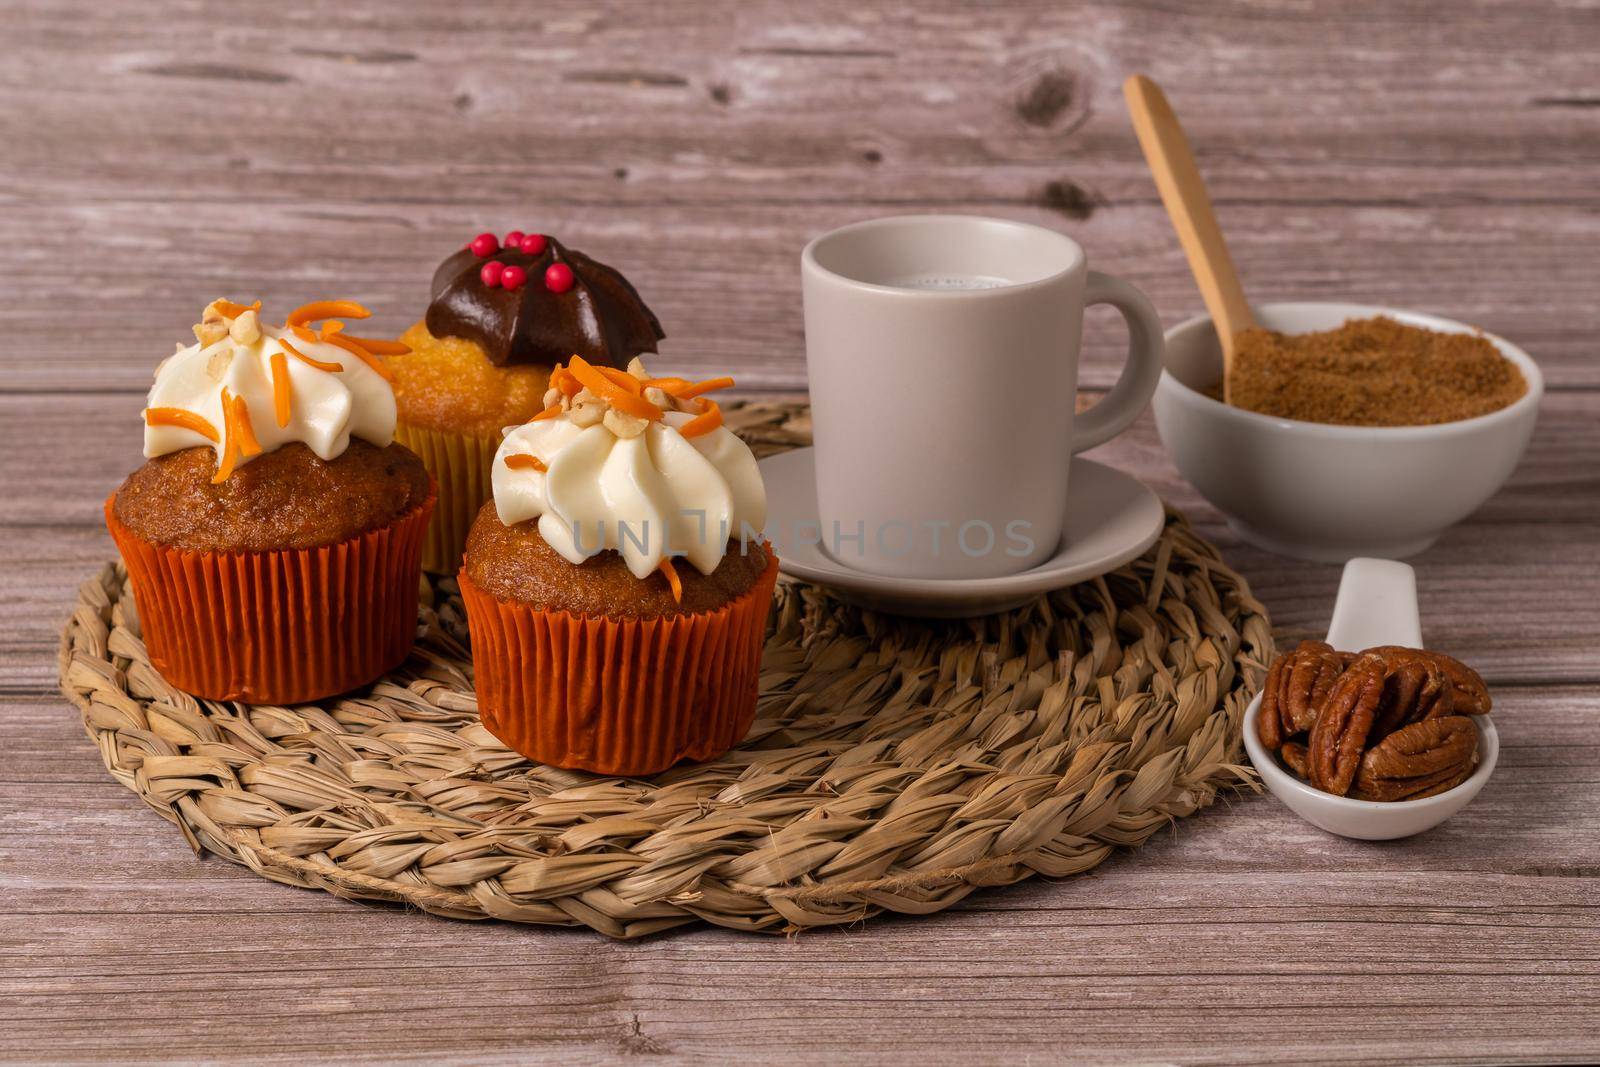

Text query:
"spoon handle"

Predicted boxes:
[[1326, 558, 1424, 652], [1123, 74, 1255, 401]]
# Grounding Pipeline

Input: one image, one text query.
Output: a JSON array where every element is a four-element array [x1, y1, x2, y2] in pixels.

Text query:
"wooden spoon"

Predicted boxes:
[[1123, 73, 1255, 403]]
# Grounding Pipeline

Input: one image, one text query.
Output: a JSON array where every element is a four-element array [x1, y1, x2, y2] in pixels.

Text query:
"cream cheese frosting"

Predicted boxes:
[[144, 302, 397, 470], [491, 360, 766, 579]]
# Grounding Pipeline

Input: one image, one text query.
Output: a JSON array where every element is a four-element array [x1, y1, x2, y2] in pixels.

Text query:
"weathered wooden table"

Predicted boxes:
[[4, 2, 1597, 1063]]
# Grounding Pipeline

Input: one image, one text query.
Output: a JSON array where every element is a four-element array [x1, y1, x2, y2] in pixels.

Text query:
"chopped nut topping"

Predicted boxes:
[[643, 385, 673, 409], [603, 407, 648, 438], [228, 308, 261, 345], [193, 320, 228, 347], [206, 347, 234, 381], [201, 300, 228, 325], [570, 400, 604, 428], [530, 356, 732, 436]]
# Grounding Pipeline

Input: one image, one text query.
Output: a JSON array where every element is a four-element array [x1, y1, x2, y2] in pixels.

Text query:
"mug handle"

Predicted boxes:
[[1071, 270, 1166, 453]]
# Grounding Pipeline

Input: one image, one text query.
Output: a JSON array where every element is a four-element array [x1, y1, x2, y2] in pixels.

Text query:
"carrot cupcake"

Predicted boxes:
[[459, 356, 775, 775], [392, 231, 664, 574], [107, 299, 435, 703]]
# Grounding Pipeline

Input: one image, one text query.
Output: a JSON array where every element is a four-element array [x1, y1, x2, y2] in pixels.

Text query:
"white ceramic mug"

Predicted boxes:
[[801, 214, 1164, 579]]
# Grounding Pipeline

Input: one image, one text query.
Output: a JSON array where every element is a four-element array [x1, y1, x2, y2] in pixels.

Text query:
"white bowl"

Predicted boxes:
[[1243, 557, 1499, 840], [1153, 302, 1543, 562]]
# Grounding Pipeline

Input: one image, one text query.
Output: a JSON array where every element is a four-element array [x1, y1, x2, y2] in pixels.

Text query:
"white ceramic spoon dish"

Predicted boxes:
[[1242, 558, 1499, 840], [756, 447, 1165, 618]]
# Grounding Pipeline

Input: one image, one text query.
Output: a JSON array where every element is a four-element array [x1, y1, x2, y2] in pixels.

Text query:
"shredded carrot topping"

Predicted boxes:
[[212, 389, 240, 484], [280, 337, 343, 372], [637, 376, 690, 393], [342, 335, 411, 355], [319, 332, 396, 382], [232, 393, 262, 457], [503, 453, 548, 472], [678, 397, 723, 439], [318, 321, 345, 337], [285, 300, 371, 327], [208, 390, 260, 482], [549, 362, 583, 397], [288, 323, 321, 346], [269, 352, 293, 427], [568, 355, 662, 420], [598, 366, 643, 394], [144, 407, 220, 443], [215, 299, 261, 320], [675, 376, 735, 400], [657, 557, 683, 604], [642, 375, 735, 400], [531, 403, 564, 421]]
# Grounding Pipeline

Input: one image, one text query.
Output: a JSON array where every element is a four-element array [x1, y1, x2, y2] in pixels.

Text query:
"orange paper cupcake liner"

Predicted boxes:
[[394, 420, 499, 575], [104, 484, 435, 704], [460, 547, 780, 776]]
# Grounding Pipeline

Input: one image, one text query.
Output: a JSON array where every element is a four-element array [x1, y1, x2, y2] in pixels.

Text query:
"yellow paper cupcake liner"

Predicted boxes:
[[394, 421, 501, 574]]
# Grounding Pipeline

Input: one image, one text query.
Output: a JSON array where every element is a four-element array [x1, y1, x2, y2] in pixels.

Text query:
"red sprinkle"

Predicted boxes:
[[469, 232, 500, 257], [519, 233, 548, 256], [504, 230, 525, 248], [544, 262, 574, 293], [480, 260, 505, 287], [500, 265, 527, 291]]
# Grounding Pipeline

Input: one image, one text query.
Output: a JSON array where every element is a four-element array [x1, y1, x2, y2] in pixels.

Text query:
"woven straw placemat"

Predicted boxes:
[[59, 402, 1272, 937]]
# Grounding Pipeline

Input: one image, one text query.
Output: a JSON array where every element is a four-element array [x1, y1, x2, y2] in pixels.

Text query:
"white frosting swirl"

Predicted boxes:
[[144, 320, 397, 467], [492, 409, 767, 579]]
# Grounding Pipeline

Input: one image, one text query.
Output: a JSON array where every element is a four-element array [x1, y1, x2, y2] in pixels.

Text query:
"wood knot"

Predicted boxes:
[[619, 1015, 670, 1056], [1013, 70, 1085, 130], [1038, 179, 1102, 220]]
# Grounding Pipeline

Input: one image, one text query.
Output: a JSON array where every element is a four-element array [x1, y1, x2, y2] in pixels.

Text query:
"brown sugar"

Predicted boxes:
[[1221, 317, 1527, 427]]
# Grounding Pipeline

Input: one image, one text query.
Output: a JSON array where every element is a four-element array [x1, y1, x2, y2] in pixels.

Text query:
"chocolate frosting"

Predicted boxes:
[[425, 237, 664, 368]]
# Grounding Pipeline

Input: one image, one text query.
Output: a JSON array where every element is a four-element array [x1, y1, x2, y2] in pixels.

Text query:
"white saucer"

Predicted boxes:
[[757, 448, 1165, 617]]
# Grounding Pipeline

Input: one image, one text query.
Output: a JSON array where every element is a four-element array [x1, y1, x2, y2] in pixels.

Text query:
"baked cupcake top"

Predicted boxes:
[[426, 232, 664, 368], [144, 298, 403, 477], [490, 357, 765, 584], [120, 299, 428, 551]]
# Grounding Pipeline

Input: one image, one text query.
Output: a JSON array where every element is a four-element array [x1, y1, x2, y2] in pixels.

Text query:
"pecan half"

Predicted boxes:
[[1279, 740, 1310, 780], [1367, 649, 1453, 739], [1258, 640, 1352, 751], [1351, 715, 1479, 801], [1307, 653, 1387, 796], [1368, 646, 1491, 715]]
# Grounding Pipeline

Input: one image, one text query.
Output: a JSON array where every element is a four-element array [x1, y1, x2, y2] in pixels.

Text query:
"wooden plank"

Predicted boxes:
[[4, 392, 1594, 690], [4, 685, 1597, 1064], [3, 0, 1597, 207], [2, 198, 1596, 394], [1, 0, 1597, 391]]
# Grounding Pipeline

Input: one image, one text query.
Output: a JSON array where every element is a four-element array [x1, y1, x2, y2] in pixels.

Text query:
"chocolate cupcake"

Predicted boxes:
[[458, 356, 775, 775], [107, 299, 435, 703], [391, 231, 664, 575]]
